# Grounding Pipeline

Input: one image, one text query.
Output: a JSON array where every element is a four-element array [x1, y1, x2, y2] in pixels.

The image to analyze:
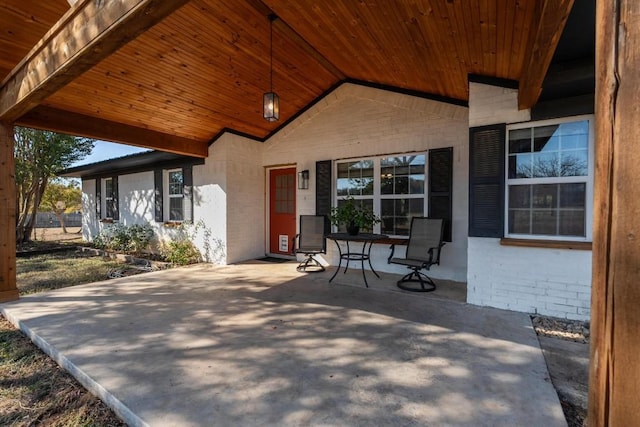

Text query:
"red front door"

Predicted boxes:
[[269, 167, 296, 255]]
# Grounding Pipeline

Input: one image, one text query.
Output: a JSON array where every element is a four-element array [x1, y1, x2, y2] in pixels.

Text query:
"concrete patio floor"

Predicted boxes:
[[1, 261, 566, 427]]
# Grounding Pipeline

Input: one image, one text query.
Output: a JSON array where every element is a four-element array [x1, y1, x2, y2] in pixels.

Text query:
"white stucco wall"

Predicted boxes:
[[262, 83, 470, 282], [81, 179, 98, 241], [466, 82, 592, 320], [118, 171, 155, 226], [191, 142, 228, 264]]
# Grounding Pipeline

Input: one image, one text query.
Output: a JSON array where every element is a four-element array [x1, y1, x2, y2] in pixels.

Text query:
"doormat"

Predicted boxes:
[[256, 256, 291, 263]]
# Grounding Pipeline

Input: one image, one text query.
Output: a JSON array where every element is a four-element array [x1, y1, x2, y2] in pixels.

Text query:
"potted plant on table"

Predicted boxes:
[[329, 196, 381, 235]]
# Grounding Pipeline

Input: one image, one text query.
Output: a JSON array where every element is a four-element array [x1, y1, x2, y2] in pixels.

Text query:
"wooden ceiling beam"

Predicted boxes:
[[0, 0, 192, 122], [18, 106, 208, 158], [518, 0, 574, 109]]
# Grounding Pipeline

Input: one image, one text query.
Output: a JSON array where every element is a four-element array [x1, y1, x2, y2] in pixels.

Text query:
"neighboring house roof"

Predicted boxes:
[[60, 150, 204, 179]]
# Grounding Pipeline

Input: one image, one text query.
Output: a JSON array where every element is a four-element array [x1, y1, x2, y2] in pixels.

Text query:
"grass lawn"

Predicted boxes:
[[0, 250, 143, 426], [0, 317, 126, 427], [16, 250, 127, 295]]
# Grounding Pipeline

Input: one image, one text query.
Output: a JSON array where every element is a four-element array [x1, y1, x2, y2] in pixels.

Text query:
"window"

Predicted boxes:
[[167, 169, 184, 221], [102, 177, 117, 220], [335, 154, 426, 236], [506, 117, 593, 240]]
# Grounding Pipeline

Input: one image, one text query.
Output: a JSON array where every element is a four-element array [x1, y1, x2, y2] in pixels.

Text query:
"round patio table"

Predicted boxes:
[[326, 233, 388, 288]]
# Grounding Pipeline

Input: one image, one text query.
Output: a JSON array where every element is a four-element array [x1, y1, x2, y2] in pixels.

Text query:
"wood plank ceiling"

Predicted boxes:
[[0, 0, 572, 157]]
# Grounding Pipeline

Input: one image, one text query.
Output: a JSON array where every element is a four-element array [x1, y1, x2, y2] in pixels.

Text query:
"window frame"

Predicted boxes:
[[334, 151, 428, 237], [504, 115, 594, 242], [165, 168, 185, 222]]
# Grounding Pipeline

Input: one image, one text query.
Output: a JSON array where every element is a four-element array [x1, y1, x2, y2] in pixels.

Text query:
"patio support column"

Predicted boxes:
[[590, 0, 640, 425], [0, 121, 18, 302]]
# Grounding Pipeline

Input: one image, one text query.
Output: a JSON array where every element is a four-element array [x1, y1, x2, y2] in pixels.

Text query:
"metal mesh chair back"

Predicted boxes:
[[406, 218, 444, 261], [298, 215, 326, 252]]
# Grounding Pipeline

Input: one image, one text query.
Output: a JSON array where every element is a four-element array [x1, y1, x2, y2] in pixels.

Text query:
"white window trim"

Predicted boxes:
[[102, 177, 114, 220], [164, 168, 185, 222], [334, 152, 428, 237], [505, 114, 594, 241]]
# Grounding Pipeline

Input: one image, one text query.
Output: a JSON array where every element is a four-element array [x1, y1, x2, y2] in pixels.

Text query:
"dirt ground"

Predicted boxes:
[[30, 227, 83, 243]]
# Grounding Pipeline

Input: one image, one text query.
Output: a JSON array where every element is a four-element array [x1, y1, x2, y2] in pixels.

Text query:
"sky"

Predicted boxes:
[[72, 140, 150, 167]]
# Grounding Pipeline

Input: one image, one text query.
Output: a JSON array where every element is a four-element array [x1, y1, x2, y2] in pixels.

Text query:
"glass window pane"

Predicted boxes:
[[559, 210, 585, 236], [561, 134, 588, 150], [509, 128, 531, 154], [509, 185, 530, 209], [361, 177, 374, 196], [509, 153, 532, 178], [509, 210, 530, 234], [410, 155, 425, 174], [409, 175, 424, 194], [169, 171, 183, 195], [169, 197, 184, 221], [532, 184, 558, 209], [534, 125, 560, 152], [381, 175, 393, 195], [394, 176, 409, 194], [381, 199, 394, 217], [560, 150, 588, 176], [359, 160, 374, 178], [337, 178, 350, 196], [532, 152, 559, 177], [337, 162, 349, 178], [105, 179, 113, 195], [531, 210, 556, 235], [409, 198, 424, 217], [559, 183, 586, 209], [559, 121, 589, 149]]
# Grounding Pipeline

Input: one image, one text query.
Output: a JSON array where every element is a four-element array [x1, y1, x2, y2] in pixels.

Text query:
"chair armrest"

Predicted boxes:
[[430, 242, 446, 265], [387, 244, 396, 263], [290, 234, 300, 255]]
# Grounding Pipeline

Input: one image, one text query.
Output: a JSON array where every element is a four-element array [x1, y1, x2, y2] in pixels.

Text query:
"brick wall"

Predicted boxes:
[[468, 82, 530, 127], [466, 82, 592, 320], [262, 83, 470, 282], [467, 238, 592, 320]]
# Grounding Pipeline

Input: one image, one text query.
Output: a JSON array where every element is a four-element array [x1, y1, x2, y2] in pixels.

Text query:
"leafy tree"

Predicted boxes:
[[40, 179, 83, 233], [14, 127, 93, 243]]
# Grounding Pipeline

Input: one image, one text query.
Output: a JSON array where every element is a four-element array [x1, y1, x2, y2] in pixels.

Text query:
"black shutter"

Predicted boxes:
[[428, 147, 453, 242], [315, 160, 332, 234], [469, 124, 506, 237], [154, 169, 163, 222], [111, 176, 119, 221], [95, 177, 101, 218], [183, 166, 193, 222]]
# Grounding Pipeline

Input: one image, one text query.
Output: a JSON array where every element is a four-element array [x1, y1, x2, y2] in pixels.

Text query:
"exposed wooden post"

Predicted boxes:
[[589, 1, 640, 425], [0, 121, 18, 302]]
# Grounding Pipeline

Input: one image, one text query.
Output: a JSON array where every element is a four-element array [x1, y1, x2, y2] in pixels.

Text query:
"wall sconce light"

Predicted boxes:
[[298, 170, 309, 190]]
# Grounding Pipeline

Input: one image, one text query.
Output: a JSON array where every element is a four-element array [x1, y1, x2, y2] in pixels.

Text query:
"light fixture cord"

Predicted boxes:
[[269, 17, 274, 92]]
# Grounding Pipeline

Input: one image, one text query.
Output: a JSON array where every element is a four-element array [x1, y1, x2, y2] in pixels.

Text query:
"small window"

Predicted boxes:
[[506, 118, 593, 240], [103, 177, 115, 219], [167, 169, 184, 221]]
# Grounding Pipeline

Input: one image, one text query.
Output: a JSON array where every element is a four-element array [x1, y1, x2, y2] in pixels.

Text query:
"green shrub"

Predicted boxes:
[[92, 223, 154, 254], [161, 239, 201, 265], [128, 224, 154, 255]]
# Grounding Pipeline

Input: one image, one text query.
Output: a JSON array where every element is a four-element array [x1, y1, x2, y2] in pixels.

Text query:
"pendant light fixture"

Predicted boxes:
[[263, 14, 280, 122]]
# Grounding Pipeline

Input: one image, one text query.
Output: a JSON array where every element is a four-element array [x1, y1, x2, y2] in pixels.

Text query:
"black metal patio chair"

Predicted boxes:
[[388, 217, 445, 292], [293, 215, 327, 272]]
